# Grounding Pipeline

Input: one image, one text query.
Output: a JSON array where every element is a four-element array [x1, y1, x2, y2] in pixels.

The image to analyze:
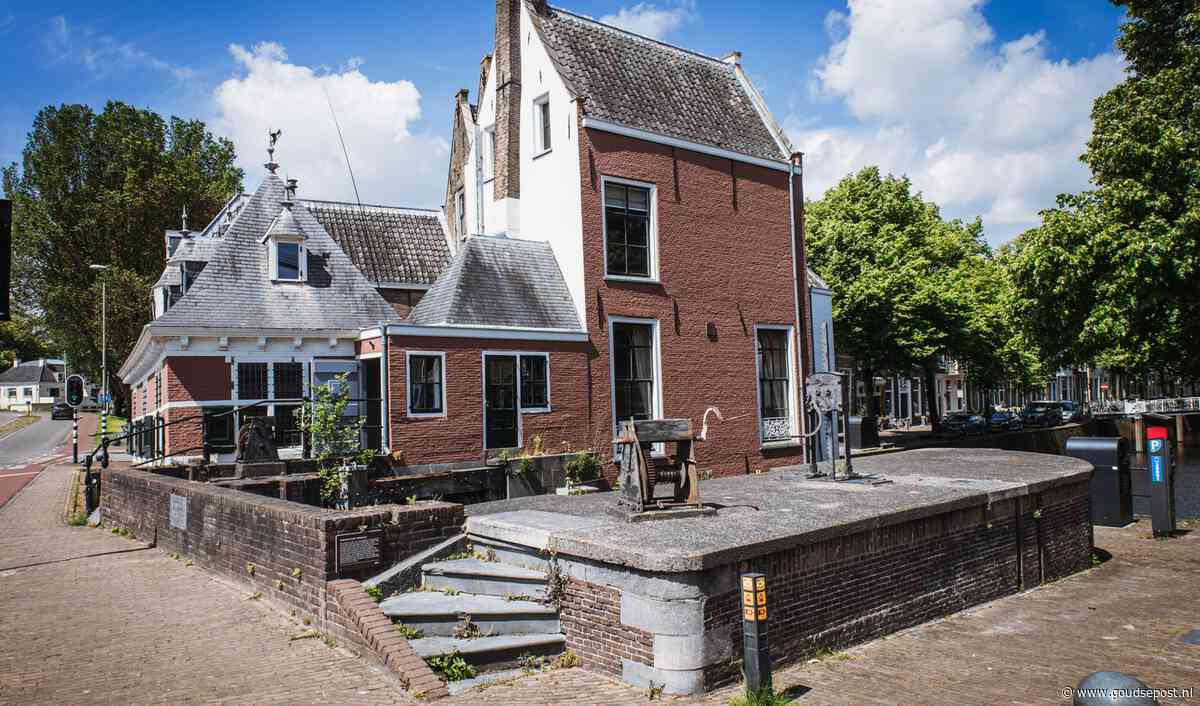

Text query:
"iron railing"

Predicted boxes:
[[81, 396, 384, 514]]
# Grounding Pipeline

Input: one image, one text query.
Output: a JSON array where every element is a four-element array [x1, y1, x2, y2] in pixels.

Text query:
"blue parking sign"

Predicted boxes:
[[1148, 438, 1163, 454], [1150, 456, 1164, 483]]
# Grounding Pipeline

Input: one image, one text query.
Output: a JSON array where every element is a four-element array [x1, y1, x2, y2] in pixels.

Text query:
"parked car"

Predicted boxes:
[[1060, 400, 1091, 423], [942, 412, 988, 435], [1020, 401, 1063, 427], [51, 402, 75, 420], [989, 410, 1023, 432]]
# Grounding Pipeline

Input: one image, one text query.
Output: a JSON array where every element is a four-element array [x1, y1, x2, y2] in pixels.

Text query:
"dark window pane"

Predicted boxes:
[[409, 355, 443, 413], [627, 246, 649, 278], [274, 362, 304, 399], [604, 184, 652, 277], [520, 355, 548, 409], [238, 362, 268, 400], [274, 404, 302, 447], [539, 101, 551, 150], [205, 408, 235, 450], [757, 330, 789, 420], [277, 242, 301, 280], [613, 323, 655, 423], [625, 214, 648, 246]]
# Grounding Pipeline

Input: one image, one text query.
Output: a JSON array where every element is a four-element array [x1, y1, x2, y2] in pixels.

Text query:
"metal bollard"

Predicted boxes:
[[72, 410, 79, 464], [740, 571, 771, 692]]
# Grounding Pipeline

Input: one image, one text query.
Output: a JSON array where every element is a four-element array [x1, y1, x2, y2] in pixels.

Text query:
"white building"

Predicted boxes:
[[0, 359, 65, 410]]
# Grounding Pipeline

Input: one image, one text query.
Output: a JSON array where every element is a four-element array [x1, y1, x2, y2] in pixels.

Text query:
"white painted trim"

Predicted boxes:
[[581, 116, 791, 172], [385, 324, 588, 342], [517, 352, 552, 414], [606, 316, 663, 439], [356, 352, 383, 361], [532, 92, 552, 155], [600, 175, 659, 281], [753, 324, 799, 444], [731, 62, 793, 158], [405, 350, 447, 419], [374, 282, 432, 291]]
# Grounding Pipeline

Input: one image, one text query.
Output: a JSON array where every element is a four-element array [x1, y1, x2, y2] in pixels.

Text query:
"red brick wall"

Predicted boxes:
[[577, 126, 806, 475], [165, 356, 231, 402], [560, 578, 654, 677], [387, 337, 593, 464]]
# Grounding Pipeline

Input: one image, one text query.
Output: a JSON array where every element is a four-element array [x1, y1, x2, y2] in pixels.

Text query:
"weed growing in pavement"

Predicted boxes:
[[452, 615, 491, 639], [245, 562, 256, 576], [291, 567, 302, 579], [365, 584, 383, 603], [517, 652, 548, 675], [67, 512, 88, 526], [552, 650, 581, 669], [248, 591, 263, 600], [425, 650, 475, 681], [727, 685, 794, 706], [393, 622, 424, 639], [323, 637, 337, 649], [646, 681, 664, 700], [289, 629, 320, 642], [184, 559, 193, 567]]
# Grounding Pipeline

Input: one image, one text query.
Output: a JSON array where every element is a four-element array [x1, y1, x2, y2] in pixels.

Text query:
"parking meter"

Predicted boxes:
[[1144, 416, 1176, 537]]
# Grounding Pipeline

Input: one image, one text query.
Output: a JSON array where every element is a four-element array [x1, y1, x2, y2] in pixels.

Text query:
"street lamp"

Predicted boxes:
[[89, 264, 110, 434]]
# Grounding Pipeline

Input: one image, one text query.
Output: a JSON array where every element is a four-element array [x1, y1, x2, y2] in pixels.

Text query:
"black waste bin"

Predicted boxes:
[[848, 416, 880, 450], [1064, 436, 1132, 527]]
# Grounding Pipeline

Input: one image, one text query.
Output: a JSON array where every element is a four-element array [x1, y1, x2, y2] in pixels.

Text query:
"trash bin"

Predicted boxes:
[[1064, 437, 1132, 527], [848, 416, 880, 450]]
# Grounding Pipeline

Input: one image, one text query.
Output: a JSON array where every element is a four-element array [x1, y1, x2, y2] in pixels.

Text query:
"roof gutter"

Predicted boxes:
[[379, 323, 589, 343], [580, 117, 791, 172]]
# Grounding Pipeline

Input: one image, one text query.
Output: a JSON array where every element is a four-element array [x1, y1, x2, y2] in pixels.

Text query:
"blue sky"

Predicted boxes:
[[0, 0, 1127, 244]]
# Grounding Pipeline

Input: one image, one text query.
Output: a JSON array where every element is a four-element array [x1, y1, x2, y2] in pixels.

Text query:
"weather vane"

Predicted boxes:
[[265, 129, 282, 174]]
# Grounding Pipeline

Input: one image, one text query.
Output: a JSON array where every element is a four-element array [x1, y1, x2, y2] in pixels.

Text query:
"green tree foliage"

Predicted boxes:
[[2, 101, 242, 411], [1008, 1, 1200, 383], [299, 374, 372, 507], [0, 315, 53, 369]]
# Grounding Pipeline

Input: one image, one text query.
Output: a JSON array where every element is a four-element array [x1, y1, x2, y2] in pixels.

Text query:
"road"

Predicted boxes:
[[0, 415, 71, 509]]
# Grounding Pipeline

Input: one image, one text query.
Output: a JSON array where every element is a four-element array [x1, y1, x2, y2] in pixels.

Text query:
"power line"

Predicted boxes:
[[322, 84, 362, 208]]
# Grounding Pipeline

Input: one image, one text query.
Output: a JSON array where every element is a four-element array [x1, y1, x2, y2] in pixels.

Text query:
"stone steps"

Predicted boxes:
[[408, 633, 566, 671], [379, 591, 559, 637], [421, 557, 547, 598]]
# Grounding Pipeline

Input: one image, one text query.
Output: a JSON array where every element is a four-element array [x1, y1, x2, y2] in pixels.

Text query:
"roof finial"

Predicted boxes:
[[265, 129, 282, 174], [181, 204, 188, 232]]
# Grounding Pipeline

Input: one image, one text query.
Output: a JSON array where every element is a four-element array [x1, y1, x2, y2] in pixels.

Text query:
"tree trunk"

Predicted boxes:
[[924, 363, 941, 433]]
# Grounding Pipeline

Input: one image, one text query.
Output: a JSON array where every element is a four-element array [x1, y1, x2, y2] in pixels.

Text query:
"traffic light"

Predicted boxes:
[[66, 374, 85, 407]]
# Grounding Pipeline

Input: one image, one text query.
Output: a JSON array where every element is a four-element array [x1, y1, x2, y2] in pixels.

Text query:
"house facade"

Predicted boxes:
[[119, 0, 817, 476], [0, 359, 65, 411]]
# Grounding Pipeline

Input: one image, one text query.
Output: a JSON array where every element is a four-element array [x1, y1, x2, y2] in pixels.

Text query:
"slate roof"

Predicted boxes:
[[0, 362, 58, 385], [532, 4, 788, 162], [151, 175, 403, 332], [408, 236, 582, 331], [168, 236, 221, 264], [302, 200, 451, 286], [808, 268, 831, 291]]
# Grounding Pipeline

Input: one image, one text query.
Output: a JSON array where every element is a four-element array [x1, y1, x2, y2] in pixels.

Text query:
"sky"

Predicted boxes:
[[0, 0, 1127, 246]]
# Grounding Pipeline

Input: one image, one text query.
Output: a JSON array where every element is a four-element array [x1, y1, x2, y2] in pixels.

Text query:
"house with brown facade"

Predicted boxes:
[[119, 0, 818, 476]]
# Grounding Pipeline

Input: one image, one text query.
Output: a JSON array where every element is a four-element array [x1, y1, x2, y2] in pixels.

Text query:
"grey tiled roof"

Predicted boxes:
[[0, 363, 57, 385], [408, 236, 582, 331], [151, 175, 403, 332], [533, 5, 788, 162], [302, 200, 451, 286], [168, 236, 221, 264], [808, 268, 831, 290]]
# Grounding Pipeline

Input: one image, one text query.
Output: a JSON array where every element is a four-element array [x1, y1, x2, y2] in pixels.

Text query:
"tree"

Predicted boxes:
[[806, 167, 989, 429], [3, 102, 242, 412], [1009, 1, 1200, 386], [0, 315, 54, 369]]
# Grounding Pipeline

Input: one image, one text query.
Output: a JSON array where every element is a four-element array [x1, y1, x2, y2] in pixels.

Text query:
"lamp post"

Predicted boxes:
[[89, 264, 109, 439]]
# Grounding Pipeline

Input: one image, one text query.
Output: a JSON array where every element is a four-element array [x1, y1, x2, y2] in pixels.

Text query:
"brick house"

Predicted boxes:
[[119, 0, 817, 476]]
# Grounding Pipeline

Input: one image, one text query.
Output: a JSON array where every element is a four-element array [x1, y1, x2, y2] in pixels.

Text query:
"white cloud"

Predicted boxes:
[[212, 42, 449, 210], [791, 0, 1124, 244], [600, 0, 696, 40], [45, 16, 194, 80]]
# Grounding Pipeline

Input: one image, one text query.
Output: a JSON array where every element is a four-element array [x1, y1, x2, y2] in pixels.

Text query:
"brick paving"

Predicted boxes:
[[0, 463, 417, 705]]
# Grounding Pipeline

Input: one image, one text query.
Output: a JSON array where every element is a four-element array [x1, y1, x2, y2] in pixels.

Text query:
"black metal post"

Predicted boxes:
[[72, 408, 79, 464], [201, 410, 211, 465], [740, 571, 771, 692], [842, 377, 854, 478], [302, 397, 312, 460], [83, 453, 94, 515]]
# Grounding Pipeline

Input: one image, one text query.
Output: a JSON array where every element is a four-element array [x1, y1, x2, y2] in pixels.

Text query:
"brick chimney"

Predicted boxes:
[[494, 0, 521, 201]]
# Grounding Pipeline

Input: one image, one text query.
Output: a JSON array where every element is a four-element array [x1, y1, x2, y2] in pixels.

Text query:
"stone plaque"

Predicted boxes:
[[169, 494, 187, 530], [335, 528, 384, 572]]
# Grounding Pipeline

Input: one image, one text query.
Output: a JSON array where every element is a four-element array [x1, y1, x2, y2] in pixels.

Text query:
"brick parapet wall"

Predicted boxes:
[[699, 480, 1093, 689], [100, 467, 463, 619], [326, 580, 448, 700]]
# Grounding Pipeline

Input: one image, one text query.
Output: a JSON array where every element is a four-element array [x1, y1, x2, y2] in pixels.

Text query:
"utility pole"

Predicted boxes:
[[89, 264, 109, 441]]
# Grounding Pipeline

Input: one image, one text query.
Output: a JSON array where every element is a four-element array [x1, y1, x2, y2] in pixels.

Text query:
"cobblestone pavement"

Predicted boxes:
[[0, 463, 417, 705]]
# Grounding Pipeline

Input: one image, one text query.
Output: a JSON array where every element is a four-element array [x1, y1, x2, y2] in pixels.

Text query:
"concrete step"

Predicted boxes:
[[379, 591, 559, 637], [409, 633, 565, 671], [421, 558, 547, 598]]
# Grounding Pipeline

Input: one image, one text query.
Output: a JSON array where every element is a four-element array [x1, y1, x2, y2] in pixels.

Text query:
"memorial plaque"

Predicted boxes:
[[335, 528, 384, 572], [169, 494, 187, 530]]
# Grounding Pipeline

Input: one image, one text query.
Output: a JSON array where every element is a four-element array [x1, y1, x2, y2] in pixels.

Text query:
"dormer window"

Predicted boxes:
[[265, 201, 306, 283]]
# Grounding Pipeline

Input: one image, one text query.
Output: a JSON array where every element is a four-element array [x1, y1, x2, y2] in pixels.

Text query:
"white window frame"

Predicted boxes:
[[517, 352, 551, 414], [455, 189, 467, 239], [600, 176, 659, 283], [607, 316, 663, 442], [406, 351, 447, 419], [533, 93, 551, 156], [270, 239, 306, 282], [482, 126, 496, 182], [753, 324, 799, 447]]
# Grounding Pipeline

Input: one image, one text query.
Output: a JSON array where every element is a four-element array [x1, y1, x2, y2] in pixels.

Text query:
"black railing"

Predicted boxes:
[[81, 396, 384, 514]]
